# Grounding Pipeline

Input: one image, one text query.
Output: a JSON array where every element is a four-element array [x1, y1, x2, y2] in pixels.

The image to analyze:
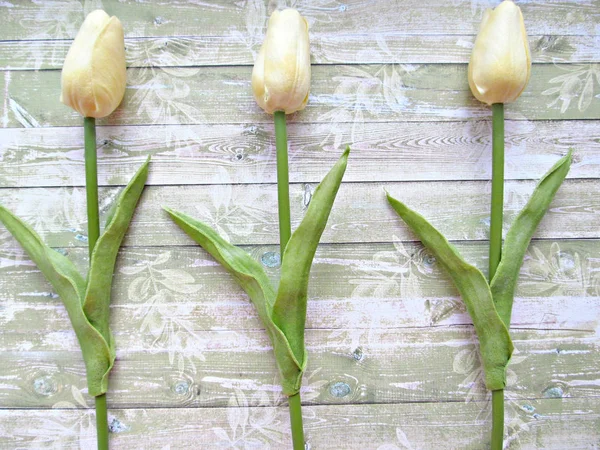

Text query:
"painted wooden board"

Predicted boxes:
[[0, 178, 597, 249], [0, 240, 597, 334], [3, 63, 600, 129], [0, 239, 597, 408], [0, 121, 597, 187], [1, 326, 598, 408], [2, 0, 598, 40], [2, 34, 599, 71], [0, 398, 598, 449]]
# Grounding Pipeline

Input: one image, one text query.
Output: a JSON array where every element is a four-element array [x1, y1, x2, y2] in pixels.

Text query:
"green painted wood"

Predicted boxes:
[[1, 0, 597, 40], [0, 179, 597, 248], [0, 398, 598, 449], [0, 240, 597, 335], [0, 121, 597, 187], [0, 239, 597, 409], [2, 64, 600, 128], [0, 327, 597, 408], [1, 34, 597, 71]]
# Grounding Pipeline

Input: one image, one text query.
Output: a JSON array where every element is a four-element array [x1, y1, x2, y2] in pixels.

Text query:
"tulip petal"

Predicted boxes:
[[61, 10, 126, 118], [468, 1, 531, 105], [252, 9, 311, 114]]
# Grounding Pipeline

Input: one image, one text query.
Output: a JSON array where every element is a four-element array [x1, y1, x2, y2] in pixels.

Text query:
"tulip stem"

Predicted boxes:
[[490, 103, 504, 450], [84, 117, 108, 450], [289, 393, 305, 450], [274, 111, 305, 449], [84, 117, 100, 258], [95, 394, 109, 450], [491, 389, 504, 450], [489, 103, 504, 280], [274, 110, 291, 255]]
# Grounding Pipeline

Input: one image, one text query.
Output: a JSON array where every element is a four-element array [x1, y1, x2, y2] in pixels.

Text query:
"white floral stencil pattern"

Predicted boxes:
[[212, 389, 286, 449], [121, 251, 205, 373], [542, 64, 600, 113], [377, 427, 415, 450], [519, 242, 600, 298], [30, 386, 96, 449]]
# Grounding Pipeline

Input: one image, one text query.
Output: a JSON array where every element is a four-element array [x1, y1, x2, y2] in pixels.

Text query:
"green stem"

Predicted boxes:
[[491, 389, 504, 450], [275, 111, 304, 448], [490, 103, 504, 450], [85, 117, 108, 449], [274, 111, 291, 256], [95, 394, 109, 450], [489, 103, 504, 280], [84, 117, 100, 258], [288, 393, 305, 450]]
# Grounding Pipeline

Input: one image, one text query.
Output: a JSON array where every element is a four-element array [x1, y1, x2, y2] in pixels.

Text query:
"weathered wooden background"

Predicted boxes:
[[1, 0, 599, 448]]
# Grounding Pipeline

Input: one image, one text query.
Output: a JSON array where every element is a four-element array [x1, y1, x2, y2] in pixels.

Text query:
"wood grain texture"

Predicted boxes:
[[0, 326, 598, 409], [0, 240, 597, 334], [2, 0, 598, 40], [0, 121, 596, 187], [0, 179, 597, 248], [2, 64, 600, 129], [2, 34, 598, 71], [0, 399, 598, 449]]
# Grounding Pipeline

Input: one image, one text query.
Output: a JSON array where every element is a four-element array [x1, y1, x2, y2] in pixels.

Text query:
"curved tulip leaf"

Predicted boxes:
[[164, 208, 306, 395], [164, 148, 349, 395], [0, 158, 150, 396], [491, 151, 572, 326], [84, 157, 150, 350], [274, 146, 349, 376], [386, 194, 513, 391], [0, 207, 113, 396]]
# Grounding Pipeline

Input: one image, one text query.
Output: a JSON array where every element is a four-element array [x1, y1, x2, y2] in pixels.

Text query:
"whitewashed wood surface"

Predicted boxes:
[[0, 0, 599, 449]]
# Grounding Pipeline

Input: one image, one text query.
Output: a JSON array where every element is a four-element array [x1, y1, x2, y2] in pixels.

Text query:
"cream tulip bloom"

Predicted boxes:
[[468, 0, 531, 105], [61, 10, 126, 118], [251, 9, 311, 114]]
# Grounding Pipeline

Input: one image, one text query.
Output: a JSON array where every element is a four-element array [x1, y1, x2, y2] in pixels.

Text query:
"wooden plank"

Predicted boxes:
[[0, 120, 596, 187], [0, 326, 598, 408], [2, 64, 600, 128], [2, 34, 598, 70], [0, 398, 598, 449], [0, 179, 597, 248], [0, 238, 597, 408], [0, 240, 597, 334], [1, 0, 597, 41]]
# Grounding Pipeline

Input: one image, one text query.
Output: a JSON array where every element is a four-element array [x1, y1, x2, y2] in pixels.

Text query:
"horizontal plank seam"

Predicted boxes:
[[0, 33, 597, 44], [1, 395, 598, 412], [2, 236, 599, 252], [0, 175, 594, 190]]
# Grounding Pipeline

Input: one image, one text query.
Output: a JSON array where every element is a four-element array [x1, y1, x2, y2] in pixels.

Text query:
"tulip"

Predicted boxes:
[[468, 3, 532, 449], [61, 10, 126, 118], [468, 0, 531, 105], [251, 9, 311, 114]]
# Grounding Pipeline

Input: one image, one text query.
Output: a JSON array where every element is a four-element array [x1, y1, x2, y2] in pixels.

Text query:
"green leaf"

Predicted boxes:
[[273, 147, 350, 375], [387, 194, 513, 391], [0, 207, 113, 397], [165, 148, 350, 395], [491, 151, 572, 327], [164, 208, 305, 394], [83, 157, 150, 350]]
